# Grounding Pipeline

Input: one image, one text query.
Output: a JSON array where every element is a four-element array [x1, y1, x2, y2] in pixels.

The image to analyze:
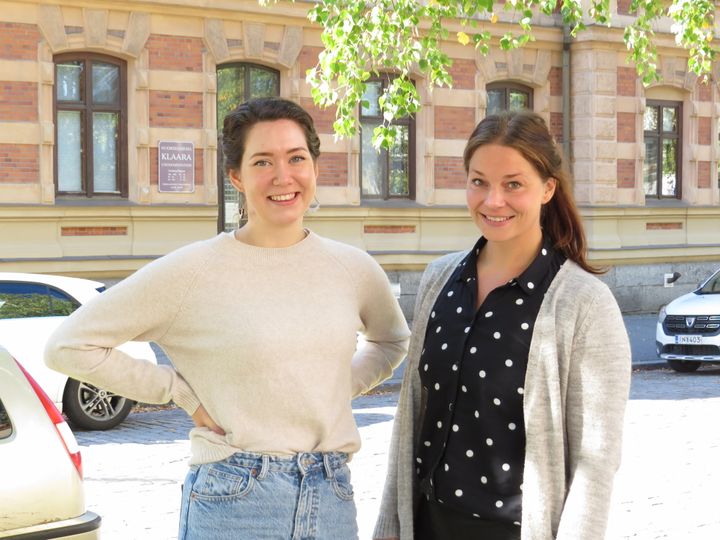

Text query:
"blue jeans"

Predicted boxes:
[[178, 451, 358, 540]]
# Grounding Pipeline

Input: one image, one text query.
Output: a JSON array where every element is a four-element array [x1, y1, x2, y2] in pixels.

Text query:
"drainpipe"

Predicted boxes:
[[562, 24, 571, 161]]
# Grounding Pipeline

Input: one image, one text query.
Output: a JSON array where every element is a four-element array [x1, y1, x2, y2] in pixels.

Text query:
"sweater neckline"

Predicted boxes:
[[218, 229, 319, 258]]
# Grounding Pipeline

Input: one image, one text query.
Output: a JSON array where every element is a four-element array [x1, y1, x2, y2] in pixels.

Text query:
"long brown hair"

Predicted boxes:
[[463, 111, 602, 274]]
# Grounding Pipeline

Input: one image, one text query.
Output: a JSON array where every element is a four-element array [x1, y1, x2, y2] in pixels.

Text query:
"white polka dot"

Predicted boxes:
[[474, 410, 480, 418], [452, 364, 458, 371], [455, 489, 463, 497], [416, 457, 422, 463], [466, 277, 472, 282], [515, 298, 524, 305], [470, 346, 477, 354], [481, 476, 488, 484], [542, 248, 547, 256], [434, 383, 440, 390], [435, 326, 442, 333], [493, 398, 501, 406], [464, 326, 471, 333], [521, 322, 529, 330], [502, 463, 510, 471], [424, 441, 431, 447], [423, 364, 428, 371], [527, 281, 535, 289], [496, 500, 504, 508], [473, 514, 480, 518], [514, 521, 521, 526], [444, 463, 449, 471], [493, 332, 501, 339], [466, 449, 474, 457], [416, 467, 420, 475], [505, 359, 513, 367], [441, 343, 448, 350], [438, 499, 444, 504], [518, 387, 524, 395], [456, 307, 463, 314], [436, 421, 443, 429], [461, 385, 467, 392], [452, 424, 459, 432], [447, 290, 454, 297], [509, 422, 517, 430], [485, 311, 493, 318], [486, 438, 493, 446], [479, 370, 486, 378], [431, 311, 436, 318]]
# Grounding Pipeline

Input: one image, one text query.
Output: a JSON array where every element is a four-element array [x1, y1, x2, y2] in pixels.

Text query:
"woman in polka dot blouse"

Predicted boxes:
[[373, 111, 631, 540]]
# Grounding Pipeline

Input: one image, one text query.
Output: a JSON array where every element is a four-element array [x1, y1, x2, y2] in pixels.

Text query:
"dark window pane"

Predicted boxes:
[[217, 66, 245, 125], [644, 106, 659, 131], [48, 287, 80, 316], [249, 67, 279, 99], [661, 138, 678, 196], [0, 399, 12, 440], [57, 61, 83, 102], [57, 111, 83, 192], [508, 90, 528, 111], [92, 62, 119, 105], [361, 82, 382, 117], [0, 283, 51, 319], [361, 124, 384, 197], [389, 125, 409, 196], [93, 112, 118, 193], [643, 138, 658, 196], [662, 107, 677, 133], [487, 89, 503, 115]]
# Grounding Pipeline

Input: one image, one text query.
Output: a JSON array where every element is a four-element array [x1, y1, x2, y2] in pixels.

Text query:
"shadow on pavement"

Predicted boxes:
[[629, 367, 720, 400]]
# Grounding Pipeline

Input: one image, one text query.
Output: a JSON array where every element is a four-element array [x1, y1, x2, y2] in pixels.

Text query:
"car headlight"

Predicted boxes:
[[658, 305, 667, 323]]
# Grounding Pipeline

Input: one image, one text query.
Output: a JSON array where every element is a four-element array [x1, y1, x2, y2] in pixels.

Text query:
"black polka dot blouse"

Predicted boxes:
[[416, 235, 566, 526]]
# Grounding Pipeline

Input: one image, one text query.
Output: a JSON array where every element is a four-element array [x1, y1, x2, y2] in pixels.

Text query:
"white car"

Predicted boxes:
[[656, 267, 720, 372], [0, 272, 158, 430]]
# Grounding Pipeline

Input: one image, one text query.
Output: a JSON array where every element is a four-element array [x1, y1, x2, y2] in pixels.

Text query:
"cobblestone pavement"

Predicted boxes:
[[74, 368, 720, 540]]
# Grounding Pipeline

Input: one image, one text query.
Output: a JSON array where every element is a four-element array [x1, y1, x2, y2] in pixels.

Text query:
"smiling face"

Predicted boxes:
[[466, 143, 555, 251], [228, 119, 318, 240]]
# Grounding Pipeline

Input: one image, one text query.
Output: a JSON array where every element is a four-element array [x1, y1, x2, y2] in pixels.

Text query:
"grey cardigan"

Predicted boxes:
[[373, 252, 631, 540]]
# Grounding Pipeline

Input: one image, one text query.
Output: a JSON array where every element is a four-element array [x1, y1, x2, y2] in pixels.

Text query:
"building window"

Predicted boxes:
[[643, 100, 682, 199], [486, 82, 533, 115], [54, 54, 127, 197], [216, 63, 280, 232], [360, 77, 415, 200]]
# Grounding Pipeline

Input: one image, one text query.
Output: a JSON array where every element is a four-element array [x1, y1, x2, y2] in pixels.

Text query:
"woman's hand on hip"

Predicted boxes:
[[191, 404, 225, 435]]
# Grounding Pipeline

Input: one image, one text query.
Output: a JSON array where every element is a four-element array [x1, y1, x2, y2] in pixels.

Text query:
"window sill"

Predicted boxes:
[[643, 198, 691, 208]]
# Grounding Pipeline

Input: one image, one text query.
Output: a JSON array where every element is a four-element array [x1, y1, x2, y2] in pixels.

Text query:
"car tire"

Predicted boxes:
[[666, 360, 701, 373], [62, 379, 134, 430]]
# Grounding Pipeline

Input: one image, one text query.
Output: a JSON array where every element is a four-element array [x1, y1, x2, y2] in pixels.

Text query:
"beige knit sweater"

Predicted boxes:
[[45, 231, 410, 465], [373, 252, 631, 540]]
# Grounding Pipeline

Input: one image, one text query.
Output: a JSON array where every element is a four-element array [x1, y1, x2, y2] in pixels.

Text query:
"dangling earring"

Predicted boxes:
[[236, 198, 247, 228], [307, 195, 320, 214]]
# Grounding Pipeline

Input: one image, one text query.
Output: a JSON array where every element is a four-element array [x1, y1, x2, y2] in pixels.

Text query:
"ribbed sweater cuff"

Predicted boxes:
[[169, 370, 201, 414], [372, 513, 400, 539]]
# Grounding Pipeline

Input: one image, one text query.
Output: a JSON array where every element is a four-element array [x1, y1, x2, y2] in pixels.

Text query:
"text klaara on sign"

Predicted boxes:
[[158, 141, 195, 193]]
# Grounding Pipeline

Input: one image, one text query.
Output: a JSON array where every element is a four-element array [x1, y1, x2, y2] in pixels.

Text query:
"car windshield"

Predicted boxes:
[[698, 269, 720, 294]]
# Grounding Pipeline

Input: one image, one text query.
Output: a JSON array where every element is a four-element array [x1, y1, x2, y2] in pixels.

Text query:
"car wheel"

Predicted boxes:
[[667, 360, 701, 373], [62, 379, 134, 430]]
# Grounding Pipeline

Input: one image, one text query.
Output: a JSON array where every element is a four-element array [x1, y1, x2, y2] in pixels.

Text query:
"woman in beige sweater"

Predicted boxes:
[[46, 98, 410, 540], [374, 111, 631, 540]]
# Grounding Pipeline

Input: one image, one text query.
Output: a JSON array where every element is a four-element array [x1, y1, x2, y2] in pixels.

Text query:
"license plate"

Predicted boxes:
[[675, 335, 703, 345]]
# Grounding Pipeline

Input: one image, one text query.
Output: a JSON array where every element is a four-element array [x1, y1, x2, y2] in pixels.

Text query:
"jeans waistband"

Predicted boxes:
[[223, 451, 348, 480]]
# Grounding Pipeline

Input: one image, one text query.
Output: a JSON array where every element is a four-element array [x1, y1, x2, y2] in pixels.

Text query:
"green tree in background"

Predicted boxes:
[[260, 0, 716, 148]]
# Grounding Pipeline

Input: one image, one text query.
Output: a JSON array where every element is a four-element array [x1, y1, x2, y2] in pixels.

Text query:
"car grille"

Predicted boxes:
[[661, 344, 720, 356], [663, 315, 720, 336]]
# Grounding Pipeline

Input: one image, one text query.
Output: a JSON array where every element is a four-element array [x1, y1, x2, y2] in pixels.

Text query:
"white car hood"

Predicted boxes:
[[666, 292, 720, 316]]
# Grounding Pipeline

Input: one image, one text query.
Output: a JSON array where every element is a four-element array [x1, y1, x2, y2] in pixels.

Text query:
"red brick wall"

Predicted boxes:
[[317, 152, 347, 187], [0, 81, 38, 122], [617, 159, 635, 188], [617, 67, 637, 97], [0, 22, 41, 61], [646, 222, 682, 230], [697, 81, 712, 102], [0, 144, 39, 183], [297, 46, 323, 76], [61, 226, 128, 236], [434, 156, 465, 189], [549, 66, 563, 97], [434, 106, 476, 140], [698, 117, 711, 145], [149, 91, 203, 128], [698, 160, 711, 188], [147, 35, 204, 72], [364, 225, 415, 233], [617, 112, 636, 142], [550, 112, 563, 143], [447, 59, 476, 90], [150, 148, 204, 185], [617, 0, 633, 15], [299, 97, 336, 135]]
